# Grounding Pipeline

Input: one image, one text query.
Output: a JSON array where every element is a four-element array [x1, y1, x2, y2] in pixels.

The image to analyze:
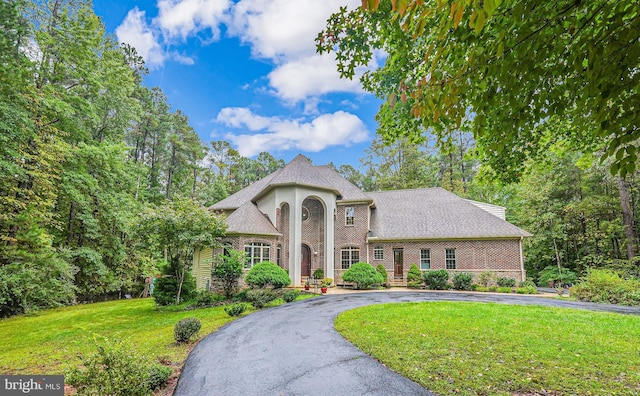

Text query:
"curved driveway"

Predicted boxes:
[[174, 292, 640, 396]]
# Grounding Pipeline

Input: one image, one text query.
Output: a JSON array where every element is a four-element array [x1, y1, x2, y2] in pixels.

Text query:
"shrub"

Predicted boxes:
[[212, 250, 245, 298], [497, 287, 513, 293], [192, 290, 225, 308], [497, 277, 517, 288], [321, 278, 333, 287], [423, 269, 449, 290], [147, 364, 172, 391], [516, 285, 538, 294], [174, 318, 201, 343], [224, 303, 247, 317], [313, 268, 324, 280], [282, 289, 300, 303], [470, 283, 479, 291], [66, 337, 154, 396], [232, 289, 249, 302], [519, 280, 537, 288], [571, 268, 640, 306], [376, 264, 389, 288], [246, 288, 277, 308], [477, 271, 497, 287], [475, 286, 488, 292], [452, 272, 474, 290], [406, 264, 423, 289], [153, 272, 197, 306], [342, 262, 385, 289], [537, 266, 577, 286], [245, 262, 291, 289]]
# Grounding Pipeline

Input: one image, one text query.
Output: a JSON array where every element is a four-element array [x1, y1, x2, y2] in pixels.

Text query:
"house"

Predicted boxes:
[[193, 154, 531, 289]]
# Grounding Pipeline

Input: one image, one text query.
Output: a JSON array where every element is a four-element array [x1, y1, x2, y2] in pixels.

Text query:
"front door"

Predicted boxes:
[[301, 244, 311, 277], [393, 248, 404, 278]]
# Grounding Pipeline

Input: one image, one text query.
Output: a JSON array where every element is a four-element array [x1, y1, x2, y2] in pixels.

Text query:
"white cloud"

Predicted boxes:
[[229, 0, 360, 60], [216, 107, 369, 157], [116, 8, 165, 69], [155, 0, 230, 41], [268, 53, 363, 103]]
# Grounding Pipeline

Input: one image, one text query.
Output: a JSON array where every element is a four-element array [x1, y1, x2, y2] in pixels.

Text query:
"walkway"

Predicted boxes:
[[173, 291, 640, 396]]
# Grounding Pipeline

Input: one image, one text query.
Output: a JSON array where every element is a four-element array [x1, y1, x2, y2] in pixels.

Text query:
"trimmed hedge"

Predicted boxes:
[[245, 262, 291, 289], [342, 262, 384, 289], [423, 269, 449, 290]]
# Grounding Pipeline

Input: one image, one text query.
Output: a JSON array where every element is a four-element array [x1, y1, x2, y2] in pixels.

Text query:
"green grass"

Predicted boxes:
[[335, 302, 640, 396], [0, 294, 314, 375]]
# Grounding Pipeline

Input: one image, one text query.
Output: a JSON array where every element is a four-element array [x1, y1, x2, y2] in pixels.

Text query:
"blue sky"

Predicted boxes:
[[92, 0, 384, 168]]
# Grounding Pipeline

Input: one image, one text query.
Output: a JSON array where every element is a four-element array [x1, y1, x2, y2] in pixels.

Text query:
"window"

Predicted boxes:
[[244, 242, 271, 268], [373, 246, 384, 260], [445, 248, 456, 269], [302, 206, 310, 222], [277, 244, 282, 267], [341, 247, 360, 269], [345, 207, 355, 225], [223, 242, 233, 256], [420, 249, 431, 270]]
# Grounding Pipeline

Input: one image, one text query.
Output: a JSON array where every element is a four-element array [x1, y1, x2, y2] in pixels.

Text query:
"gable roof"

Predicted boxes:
[[368, 188, 531, 240], [210, 154, 370, 210], [225, 201, 281, 236]]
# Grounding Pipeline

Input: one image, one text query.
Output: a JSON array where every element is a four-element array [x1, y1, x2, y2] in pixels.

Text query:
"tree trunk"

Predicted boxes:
[[617, 176, 636, 259]]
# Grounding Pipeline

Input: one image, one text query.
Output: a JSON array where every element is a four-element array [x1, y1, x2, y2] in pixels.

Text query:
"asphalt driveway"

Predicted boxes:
[[173, 292, 640, 396]]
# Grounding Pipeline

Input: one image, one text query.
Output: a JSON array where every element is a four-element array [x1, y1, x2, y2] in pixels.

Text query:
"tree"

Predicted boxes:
[[212, 249, 244, 298], [138, 199, 226, 305], [317, 1, 640, 181]]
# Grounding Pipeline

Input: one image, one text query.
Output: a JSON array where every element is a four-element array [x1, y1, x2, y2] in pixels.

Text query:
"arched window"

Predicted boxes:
[[244, 242, 271, 268], [341, 247, 360, 269]]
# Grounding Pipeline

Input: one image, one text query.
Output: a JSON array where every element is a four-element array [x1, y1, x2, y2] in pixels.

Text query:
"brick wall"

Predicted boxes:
[[334, 239, 524, 285], [333, 203, 370, 277], [301, 197, 326, 272]]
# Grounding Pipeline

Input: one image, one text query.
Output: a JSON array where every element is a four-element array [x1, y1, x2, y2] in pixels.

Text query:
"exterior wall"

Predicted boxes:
[[333, 203, 370, 283], [301, 197, 325, 274], [363, 239, 525, 284]]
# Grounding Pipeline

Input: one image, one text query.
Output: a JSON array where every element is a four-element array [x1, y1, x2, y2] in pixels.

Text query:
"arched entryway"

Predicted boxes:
[[301, 244, 311, 277]]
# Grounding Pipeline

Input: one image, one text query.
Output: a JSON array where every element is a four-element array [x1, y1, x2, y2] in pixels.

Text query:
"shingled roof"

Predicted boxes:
[[224, 201, 281, 236], [368, 188, 531, 240], [210, 154, 370, 210]]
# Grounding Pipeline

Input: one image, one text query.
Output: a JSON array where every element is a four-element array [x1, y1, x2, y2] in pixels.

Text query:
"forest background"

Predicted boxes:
[[1, 0, 638, 317]]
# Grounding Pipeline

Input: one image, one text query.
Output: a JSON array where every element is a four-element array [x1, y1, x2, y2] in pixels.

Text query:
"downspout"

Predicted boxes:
[[519, 237, 526, 281]]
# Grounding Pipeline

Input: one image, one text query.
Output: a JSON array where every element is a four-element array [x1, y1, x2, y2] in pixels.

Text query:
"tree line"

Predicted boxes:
[[0, 0, 285, 317]]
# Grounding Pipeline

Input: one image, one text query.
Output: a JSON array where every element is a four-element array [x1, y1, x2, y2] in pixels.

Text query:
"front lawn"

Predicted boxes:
[[335, 302, 640, 395], [0, 294, 312, 375]]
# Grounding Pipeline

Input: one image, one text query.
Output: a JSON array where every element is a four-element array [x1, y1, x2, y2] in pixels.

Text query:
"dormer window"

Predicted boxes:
[[345, 207, 355, 226]]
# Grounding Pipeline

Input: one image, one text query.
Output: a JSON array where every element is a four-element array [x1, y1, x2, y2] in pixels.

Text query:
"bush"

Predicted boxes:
[[66, 337, 155, 396], [313, 268, 324, 280], [174, 317, 201, 343], [153, 272, 197, 306], [192, 290, 225, 308], [376, 264, 389, 288], [321, 278, 333, 287], [488, 286, 498, 292], [232, 289, 249, 302], [212, 250, 245, 298], [537, 266, 577, 286], [224, 303, 247, 317], [497, 277, 516, 288], [406, 264, 423, 289], [475, 286, 488, 292], [246, 288, 278, 308], [423, 269, 449, 290], [571, 268, 640, 306], [245, 262, 291, 289], [516, 286, 538, 294], [342, 262, 385, 289], [519, 280, 537, 288], [282, 289, 300, 303], [147, 364, 172, 391], [452, 272, 474, 290], [496, 287, 513, 293], [477, 271, 497, 287]]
